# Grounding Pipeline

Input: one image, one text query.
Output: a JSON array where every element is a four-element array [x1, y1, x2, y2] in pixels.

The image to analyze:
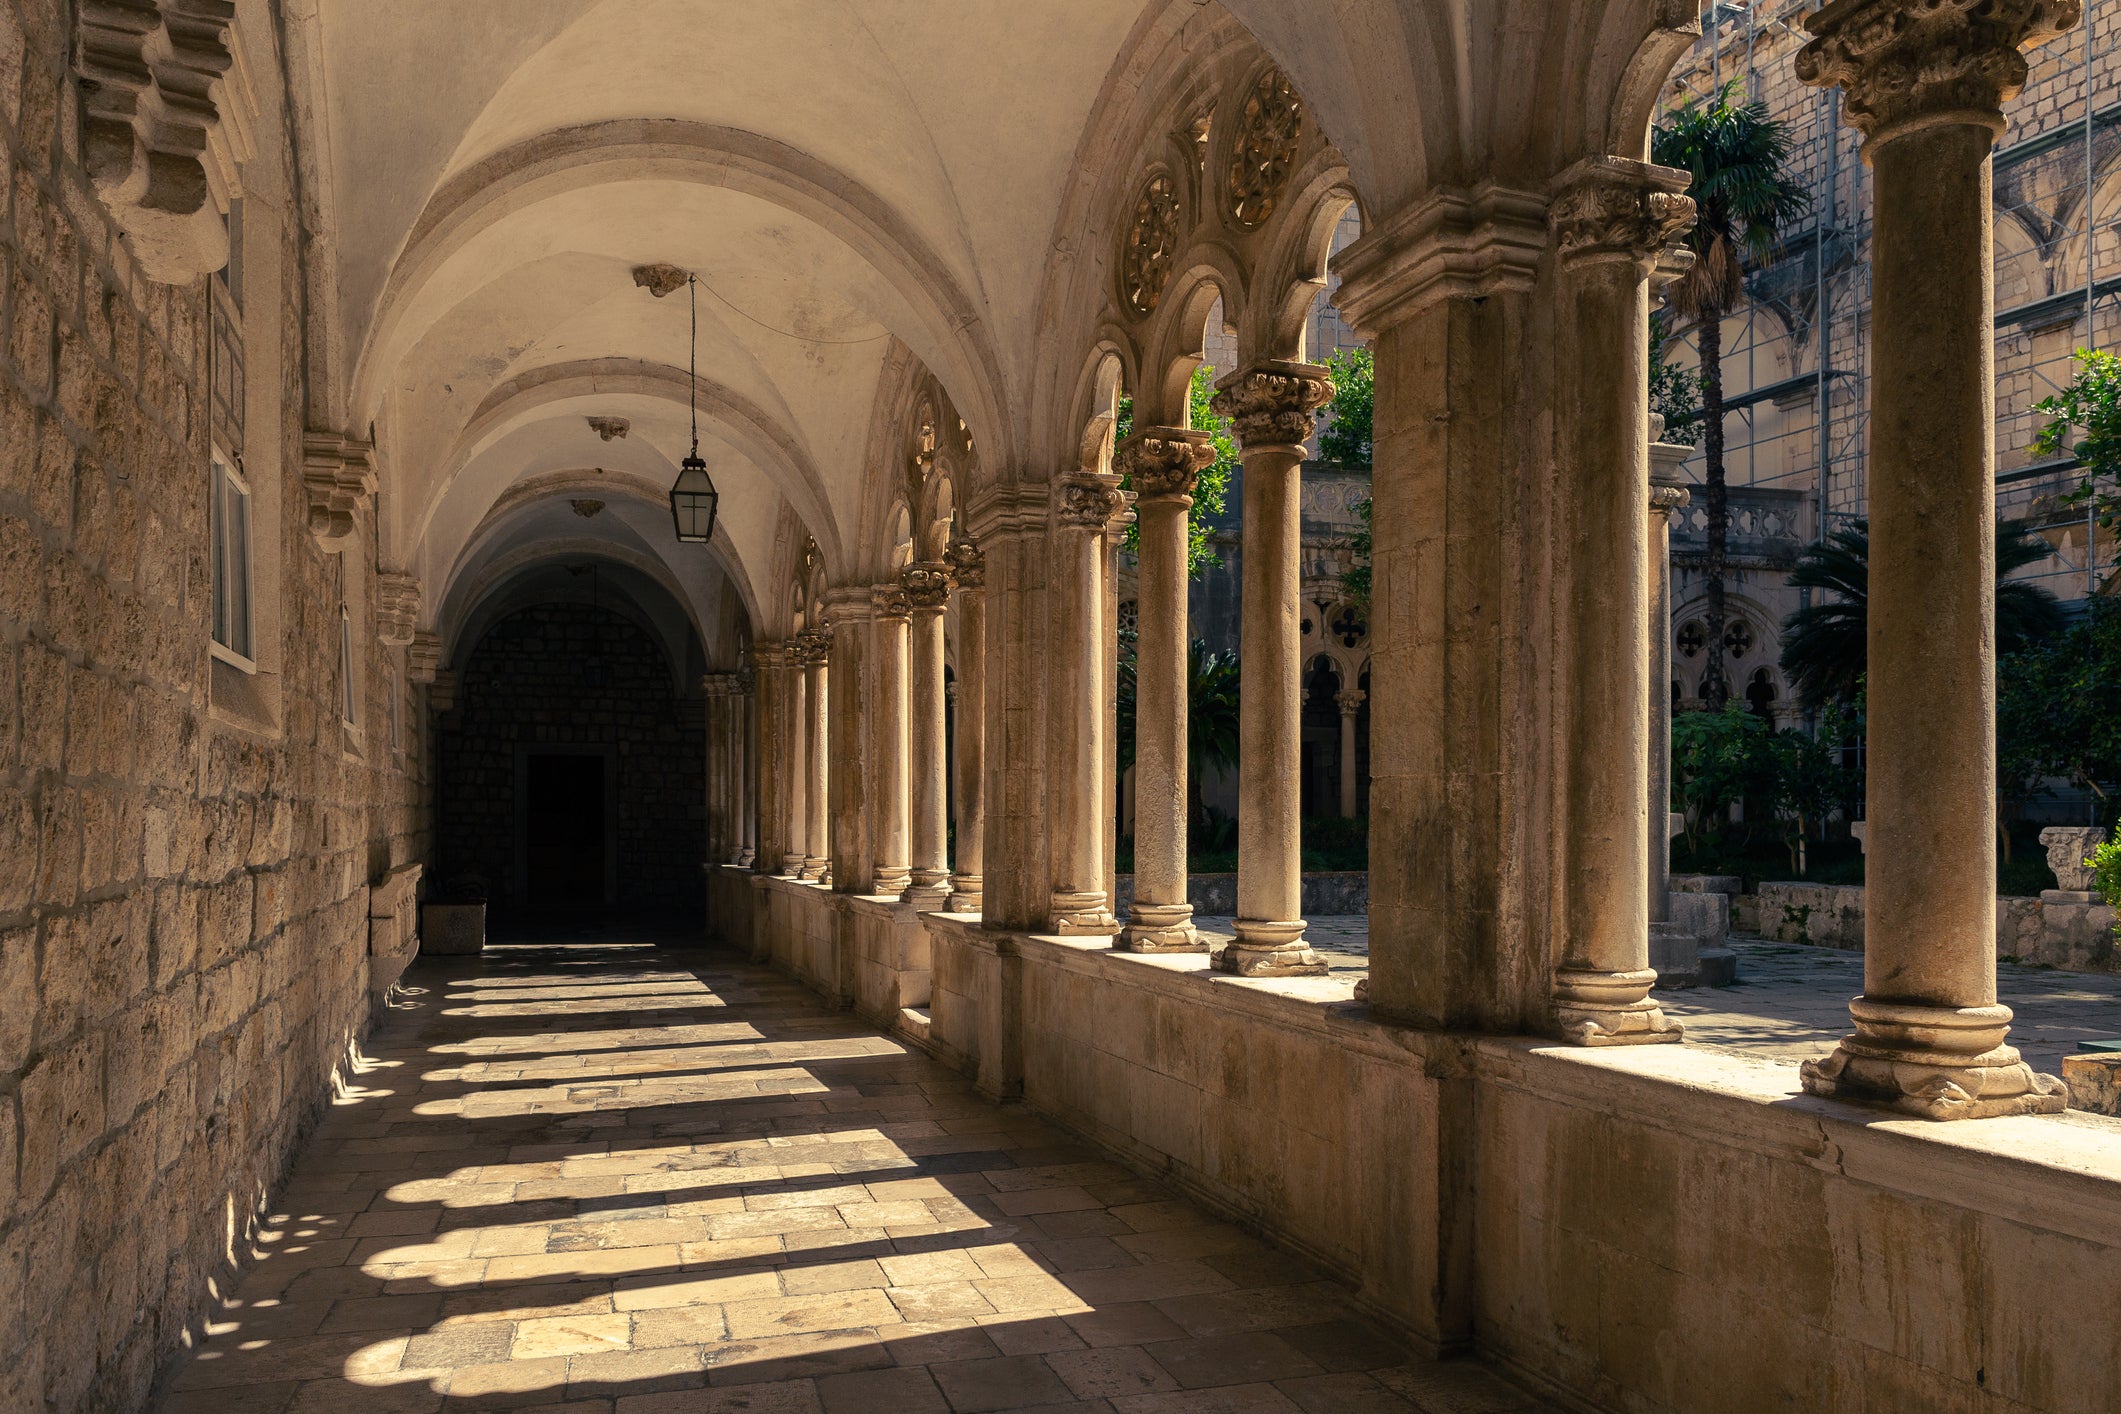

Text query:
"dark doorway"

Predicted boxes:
[[525, 753, 607, 906]]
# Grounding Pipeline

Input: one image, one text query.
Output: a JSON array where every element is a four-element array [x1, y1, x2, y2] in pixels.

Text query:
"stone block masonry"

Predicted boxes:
[[0, 1, 426, 1409]]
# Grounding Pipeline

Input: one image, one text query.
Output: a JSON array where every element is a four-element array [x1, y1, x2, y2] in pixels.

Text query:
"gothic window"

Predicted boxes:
[[1725, 619, 1755, 660], [1329, 602, 1365, 648], [210, 449, 253, 665], [1677, 620, 1705, 659], [1118, 599, 1139, 638]]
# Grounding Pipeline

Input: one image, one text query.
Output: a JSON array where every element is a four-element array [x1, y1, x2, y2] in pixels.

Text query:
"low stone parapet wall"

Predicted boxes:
[[1752, 880, 2121, 971], [1756, 882, 1868, 949]]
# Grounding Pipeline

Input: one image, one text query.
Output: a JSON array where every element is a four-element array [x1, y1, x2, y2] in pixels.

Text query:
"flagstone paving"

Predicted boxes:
[[159, 931, 1553, 1413]]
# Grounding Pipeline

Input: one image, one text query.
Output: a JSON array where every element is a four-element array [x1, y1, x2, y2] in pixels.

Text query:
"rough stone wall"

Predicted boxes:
[[0, 2, 426, 1408], [437, 602, 704, 913]]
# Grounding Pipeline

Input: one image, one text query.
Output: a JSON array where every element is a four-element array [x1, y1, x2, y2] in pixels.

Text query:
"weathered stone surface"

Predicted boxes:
[[2039, 825, 2107, 893], [2062, 1052, 2121, 1115]]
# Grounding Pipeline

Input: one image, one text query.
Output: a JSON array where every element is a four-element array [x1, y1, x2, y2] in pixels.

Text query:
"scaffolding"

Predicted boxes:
[[1662, 0, 2116, 604]]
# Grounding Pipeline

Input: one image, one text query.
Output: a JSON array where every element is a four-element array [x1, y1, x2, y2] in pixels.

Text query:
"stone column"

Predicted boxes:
[[751, 643, 786, 874], [1648, 434, 1690, 922], [903, 560, 954, 901], [781, 643, 810, 878], [1545, 155, 1693, 1045], [870, 584, 913, 898], [825, 595, 873, 892], [1049, 472, 1125, 934], [735, 670, 757, 866], [946, 532, 987, 915], [1335, 689, 1365, 819], [800, 627, 831, 882], [1103, 497, 1133, 904], [1116, 429, 1215, 953], [970, 485, 1054, 932], [1212, 363, 1333, 976], [702, 673, 740, 863], [1796, 0, 2071, 1115]]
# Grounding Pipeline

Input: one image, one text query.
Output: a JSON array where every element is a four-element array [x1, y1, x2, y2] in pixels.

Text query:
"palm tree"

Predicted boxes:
[[1187, 640, 1241, 831], [1653, 84, 1811, 708], [1779, 519, 2065, 709]]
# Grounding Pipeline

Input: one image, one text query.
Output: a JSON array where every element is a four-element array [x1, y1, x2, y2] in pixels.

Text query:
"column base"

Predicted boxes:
[[1551, 967, 1682, 1046], [731, 849, 755, 867], [781, 853, 806, 879], [1051, 891, 1119, 936], [1799, 999, 2067, 1120], [801, 857, 827, 882], [1119, 902, 1205, 954], [946, 876, 982, 916], [874, 866, 912, 898], [1220, 919, 1325, 976], [909, 869, 953, 899]]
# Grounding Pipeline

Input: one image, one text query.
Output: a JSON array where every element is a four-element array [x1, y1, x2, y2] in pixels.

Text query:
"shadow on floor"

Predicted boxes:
[[155, 927, 1554, 1413]]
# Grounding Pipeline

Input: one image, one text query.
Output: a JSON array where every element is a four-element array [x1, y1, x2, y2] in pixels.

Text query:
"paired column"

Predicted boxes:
[[870, 584, 913, 898], [1545, 156, 1693, 1044], [797, 626, 831, 881], [1049, 473, 1126, 934], [1336, 689, 1365, 820], [946, 532, 987, 914], [751, 642, 787, 874], [1212, 364, 1333, 976], [904, 561, 954, 901], [1647, 432, 1689, 922], [781, 642, 810, 878], [1115, 429, 1216, 953], [1796, 0, 2071, 1115]]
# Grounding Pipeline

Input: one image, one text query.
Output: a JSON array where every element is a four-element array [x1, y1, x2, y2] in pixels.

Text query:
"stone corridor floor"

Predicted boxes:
[[160, 931, 1554, 1413]]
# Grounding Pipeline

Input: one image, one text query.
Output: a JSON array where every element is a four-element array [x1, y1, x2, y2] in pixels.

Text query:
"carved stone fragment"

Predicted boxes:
[[301, 431, 376, 550]]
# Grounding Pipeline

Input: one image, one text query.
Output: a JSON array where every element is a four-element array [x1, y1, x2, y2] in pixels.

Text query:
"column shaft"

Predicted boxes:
[[826, 604, 872, 891], [1049, 474, 1123, 933], [1117, 430, 1213, 952], [751, 645, 785, 874], [1214, 364, 1332, 976], [871, 587, 913, 897], [783, 654, 809, 877], [1547, 157, 1689, 1045], [948, 534, 988, 914], [1795, 0, 2069, 1116], [905, 563, 953, 899], [1647, 448, 1689, 922], [803, 635, 829, 881], [1336, 692, 1364, 820], [736, 676, 757, 866]]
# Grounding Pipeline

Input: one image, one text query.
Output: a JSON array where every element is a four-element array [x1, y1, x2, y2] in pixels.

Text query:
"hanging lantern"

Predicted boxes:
[[668, 272, 719, 543], [670, 451, 718, 542]]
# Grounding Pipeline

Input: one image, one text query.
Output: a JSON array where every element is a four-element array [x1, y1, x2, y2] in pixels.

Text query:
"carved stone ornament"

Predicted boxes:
[[406, 631, 442, 684], [301, 431, 377, 550], [1796, 0, 2082, 144], [792, 627, 833, 665], [586, 416, 630, 441], [1209, 362, 1334, 449], [77, 0, 260, 284], [701, 671, 744, 697], [632, 263, 690, 297], [2039, 825, 2106, 892], [1549, 157, 1696, 269], [1649, 483, 1692, 517], [375, 573, 421, 647], [1053, 473, 1127, 530], [1113, 427, 1216, 501], [1119, 171, 1182, 318], [1226, 69, 1304, 229], [944, 532, 986, 592], [900, 561, 953, 611], [871, 583, 912, 621], [1335, 688, 1366, 717]]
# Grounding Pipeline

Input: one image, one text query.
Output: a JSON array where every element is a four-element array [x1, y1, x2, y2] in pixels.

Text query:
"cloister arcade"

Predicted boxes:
[[5, 1, 2119, 1410]]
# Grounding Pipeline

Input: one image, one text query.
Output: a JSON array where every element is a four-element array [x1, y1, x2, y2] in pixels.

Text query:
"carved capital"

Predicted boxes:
[[1113, 427, 1215, 501], [407, 631, 442, 684], [77, 0, 260, 283], [301, 431, 376, 550], [871, 583, 912, 622], [586, 416, 630, 441], [1209, 362, 1334, 449], [701, 672, 745, 697], [1053, 473, 1126, 530], [1331, 184, 1549, 336], [375, 573, 421, 647], [944, 532, 986, 592], [1334, 688, 1366, 717], [791, 628, 833, 666], [1797, 0, 2081, 145], [900, 560, 953, 611], [751, 640, 788, 669], [1549, 156, 1696, 270]]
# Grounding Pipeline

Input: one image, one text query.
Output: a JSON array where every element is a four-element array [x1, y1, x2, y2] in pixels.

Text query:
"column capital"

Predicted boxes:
[[1649, 484, 1691, 517], [790, 628, 832, 665], [871, 582, 913, 622], [900, 560, 953, 611], [1548, 156, 1696, 273], [1114, 427, 1216, 503], [1210, 361, 1334, 450], [701, 672, 745, 696], [966, 481, 1050, 543], [1053, 472, 1127, 530], [1331, 183, 1549, 337], [944, 531, 986, 591], [751, 639, 788, 668], [1334, 688, 1366, 717], [1797, 0, 2080, 147]]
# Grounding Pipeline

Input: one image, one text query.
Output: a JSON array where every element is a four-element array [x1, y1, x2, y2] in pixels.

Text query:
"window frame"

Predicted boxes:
[[209, 447, 256, 672]]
